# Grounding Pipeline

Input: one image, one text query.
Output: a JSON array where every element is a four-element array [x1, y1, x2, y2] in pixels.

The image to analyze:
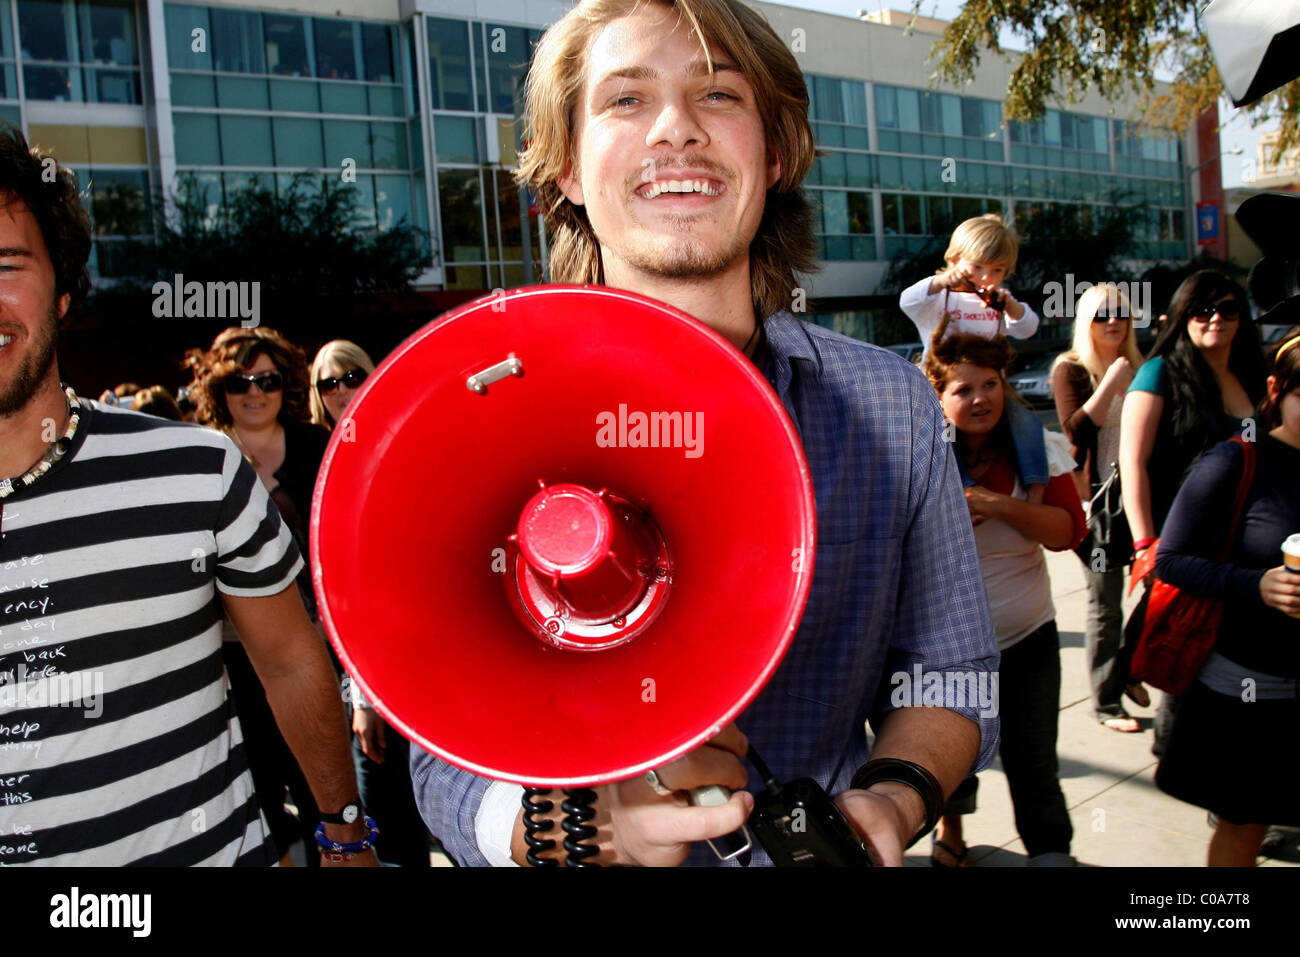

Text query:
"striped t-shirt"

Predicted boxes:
[[0, 399, 303, 865]]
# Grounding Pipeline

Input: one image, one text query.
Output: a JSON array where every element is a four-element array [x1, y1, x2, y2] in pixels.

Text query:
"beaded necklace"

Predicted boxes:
[[0, 386, 80, 537]]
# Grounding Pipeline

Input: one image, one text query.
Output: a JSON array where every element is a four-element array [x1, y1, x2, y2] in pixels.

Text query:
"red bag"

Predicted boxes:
[[1130, 436, 1256, 695]]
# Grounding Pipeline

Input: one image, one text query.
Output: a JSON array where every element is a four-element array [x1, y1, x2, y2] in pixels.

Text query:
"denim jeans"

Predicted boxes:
[[998, 620, 1073, 857]]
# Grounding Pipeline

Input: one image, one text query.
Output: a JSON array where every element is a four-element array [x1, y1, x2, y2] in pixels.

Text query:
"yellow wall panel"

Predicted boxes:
[[87, 126, 148, 164], [27, 124, 91, 164]]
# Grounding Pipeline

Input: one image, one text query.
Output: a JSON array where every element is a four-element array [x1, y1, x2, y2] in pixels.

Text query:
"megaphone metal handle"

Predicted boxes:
[[690, 785, 753, 863], [466, 355, 523, 394]]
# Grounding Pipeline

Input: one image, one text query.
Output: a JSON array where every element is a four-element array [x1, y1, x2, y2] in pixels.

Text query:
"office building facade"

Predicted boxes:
[[6, 0, 1192, 340]]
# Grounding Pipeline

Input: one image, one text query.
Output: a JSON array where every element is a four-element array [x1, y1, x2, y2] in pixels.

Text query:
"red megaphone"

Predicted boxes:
[[311, 286, 815, 786]]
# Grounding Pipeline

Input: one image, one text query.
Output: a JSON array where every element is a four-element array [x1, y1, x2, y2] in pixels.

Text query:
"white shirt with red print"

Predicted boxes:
[[900, 276, 1039, 360]]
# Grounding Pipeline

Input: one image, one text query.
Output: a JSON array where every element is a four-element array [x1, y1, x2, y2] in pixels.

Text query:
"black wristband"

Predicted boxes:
[[849, 758, 944, 849]]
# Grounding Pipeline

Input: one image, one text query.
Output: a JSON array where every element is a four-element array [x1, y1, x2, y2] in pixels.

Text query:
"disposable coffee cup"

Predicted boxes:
[[1284, 534, 1300, 574]]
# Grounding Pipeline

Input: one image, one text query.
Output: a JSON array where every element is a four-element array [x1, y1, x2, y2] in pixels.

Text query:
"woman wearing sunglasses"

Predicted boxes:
[[1052, 284, 1147, 732], [1119, 271, 1268, 754], [186, 327, 332, 866], [310, 339, 375, 430], [309, 339, 430, 867]]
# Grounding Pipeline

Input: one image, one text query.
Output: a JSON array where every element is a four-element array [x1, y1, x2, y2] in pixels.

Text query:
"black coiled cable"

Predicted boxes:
[[522, 787, 559, 867], [561, 788, 600, 867]]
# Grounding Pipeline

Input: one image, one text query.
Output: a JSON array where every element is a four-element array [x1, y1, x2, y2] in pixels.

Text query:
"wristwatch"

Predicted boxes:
[[320, 801, 363, 826]]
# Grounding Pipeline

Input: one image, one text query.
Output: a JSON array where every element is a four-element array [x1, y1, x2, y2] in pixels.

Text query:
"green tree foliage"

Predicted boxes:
[[911, 1, 1300, 158], [97, 172, 430, 301]]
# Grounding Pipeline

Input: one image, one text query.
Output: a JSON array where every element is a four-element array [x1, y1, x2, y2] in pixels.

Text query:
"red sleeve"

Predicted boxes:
[[1043, 471, 1087, 552]]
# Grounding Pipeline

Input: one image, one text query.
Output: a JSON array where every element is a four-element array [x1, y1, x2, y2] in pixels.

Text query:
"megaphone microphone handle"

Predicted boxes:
[[691, 785, 754, 864]]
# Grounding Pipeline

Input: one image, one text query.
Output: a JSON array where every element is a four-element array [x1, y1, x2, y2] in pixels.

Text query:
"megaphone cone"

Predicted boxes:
[[311, 286, 815, 786]]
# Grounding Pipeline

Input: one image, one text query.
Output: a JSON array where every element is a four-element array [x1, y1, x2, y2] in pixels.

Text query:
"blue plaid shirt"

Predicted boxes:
[[411, 311, 1000, 866]]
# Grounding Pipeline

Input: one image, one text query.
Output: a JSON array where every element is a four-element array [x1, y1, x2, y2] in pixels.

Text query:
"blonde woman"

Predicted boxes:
[[310, 339, 427, 866], [1052, 284, 1146, 732], [310, 339, 375, 430]]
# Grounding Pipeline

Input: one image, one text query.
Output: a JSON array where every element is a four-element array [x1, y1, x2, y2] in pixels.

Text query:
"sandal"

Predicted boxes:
[[1124, 683, 1151, 709], [1100, 715, 1140, 733], [930, 835, 971, 868]]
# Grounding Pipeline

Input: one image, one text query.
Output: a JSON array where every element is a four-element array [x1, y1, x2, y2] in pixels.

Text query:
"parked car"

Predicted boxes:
[[1007, 352, 1058, 409], [885, 342, 923, 364]]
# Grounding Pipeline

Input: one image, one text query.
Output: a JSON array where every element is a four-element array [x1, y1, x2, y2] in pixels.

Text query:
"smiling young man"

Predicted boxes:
[[410, 0, 1000, 867], [0, 128, 374, 865]]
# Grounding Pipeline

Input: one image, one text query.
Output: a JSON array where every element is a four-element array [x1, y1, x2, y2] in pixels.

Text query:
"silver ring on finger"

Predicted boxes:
[[644, 768, 673, 796]]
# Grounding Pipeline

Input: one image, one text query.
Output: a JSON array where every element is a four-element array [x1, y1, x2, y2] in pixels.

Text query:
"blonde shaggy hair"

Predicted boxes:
[[310, 339, 376, 429], [943, 213, 1019, 275], [1052, 283, 1144, 387], [514, 0, 818, 319]]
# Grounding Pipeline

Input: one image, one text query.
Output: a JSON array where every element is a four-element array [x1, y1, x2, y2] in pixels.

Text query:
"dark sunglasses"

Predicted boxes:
[[1188, 299, 1242, 322], [1092, 312, 1131, 323], [316, 368, 368, 395], [223, 372, 283, 395]]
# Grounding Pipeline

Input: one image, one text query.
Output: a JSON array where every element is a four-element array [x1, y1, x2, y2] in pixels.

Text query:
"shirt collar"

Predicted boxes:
[[761, 310, 821, 398]]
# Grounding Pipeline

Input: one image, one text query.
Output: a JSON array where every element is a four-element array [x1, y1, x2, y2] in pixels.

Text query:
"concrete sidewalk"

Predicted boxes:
[[903, 548, 1299, 868]]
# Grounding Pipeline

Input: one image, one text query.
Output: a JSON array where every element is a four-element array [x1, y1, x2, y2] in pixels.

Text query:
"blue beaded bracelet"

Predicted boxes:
[[314, 815, 380, 854]]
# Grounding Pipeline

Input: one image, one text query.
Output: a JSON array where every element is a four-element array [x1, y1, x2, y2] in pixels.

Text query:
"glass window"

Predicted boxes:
[[216, 75, 268, 109], [1044, 111, 1062, 148], [439, 168, 484, 262], [270, 78, 318, 111], [273, 116, 323, 167], [819, 190, 848, 234], [902, 194, 922, 234], [895, 88, 920, 132], [80, 0, 135, 65], [370, 122, 407, 169], [321, 81, 367, 114], [361, 23, 397, 83], [173, 112, 221, 165], [350, 173, 377, 229], [171, 72, 215, 106], [428, 16, 472, 111], [375, 174, 414, 231], [324, 119, 371, 168], [220, 115, 273, 166], [175, 171, 223, 225], [264, 13, 311, 77], [877, 154, 901, 189], [939, 94, 961, 136], [434, 114, 478, 163], [368, 84, 404, 117], [88, 66, 138, 103], [847, 192, 871, 234], [87, 169, 149, 235], [819, 152, 846, 187], [902, 157, 924, 190], [0, 0, 11, 57], [210, 8, 265, 74], [26, 64, 76, 103], [881, 192, 899, 233], [875, 84, 897, 129], [313, 19, 356, 80], [165, 3, 210, 71], [846, 152, 871, 189], [485, 24, 540, 115], [19, 0, 73, 61]]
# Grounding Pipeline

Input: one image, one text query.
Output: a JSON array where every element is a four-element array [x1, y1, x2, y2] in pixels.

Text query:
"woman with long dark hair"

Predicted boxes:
[[1119, 271, 1267, 753], [1152, 331, 1300, 864]]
